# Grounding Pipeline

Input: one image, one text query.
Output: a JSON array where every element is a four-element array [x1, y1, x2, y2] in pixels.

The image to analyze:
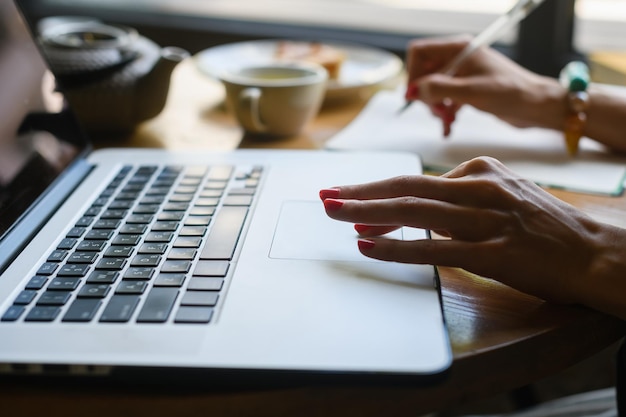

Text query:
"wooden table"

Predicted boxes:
[[4, 58, 626, 417]]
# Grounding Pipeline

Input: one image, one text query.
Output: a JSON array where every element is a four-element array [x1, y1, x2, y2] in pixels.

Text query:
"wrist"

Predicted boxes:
[[576, 224, 626, 320], [527, 75, 569, 131]]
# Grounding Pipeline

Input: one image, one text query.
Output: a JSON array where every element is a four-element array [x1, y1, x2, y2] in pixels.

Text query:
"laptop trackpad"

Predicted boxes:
[[269, 200, 409, 262]]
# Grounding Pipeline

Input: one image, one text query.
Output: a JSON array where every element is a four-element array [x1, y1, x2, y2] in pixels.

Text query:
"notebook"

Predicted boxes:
[[0, 0, 451, 384]]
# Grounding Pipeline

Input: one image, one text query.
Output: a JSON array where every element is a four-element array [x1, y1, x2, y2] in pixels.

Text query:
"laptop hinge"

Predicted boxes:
[[0, 159, 94, 274]]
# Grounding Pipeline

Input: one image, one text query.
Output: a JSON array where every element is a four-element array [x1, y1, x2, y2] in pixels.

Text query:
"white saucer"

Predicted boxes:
[[194, 39, 404, 100]]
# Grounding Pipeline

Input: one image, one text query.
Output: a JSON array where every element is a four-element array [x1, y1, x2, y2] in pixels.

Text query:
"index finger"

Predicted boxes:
[[321, 174, 452, 202], [406, 36, 470, 81]]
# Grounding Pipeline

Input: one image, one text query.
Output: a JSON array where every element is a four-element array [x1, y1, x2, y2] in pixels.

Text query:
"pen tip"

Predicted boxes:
[[397, 101, 411, 114]]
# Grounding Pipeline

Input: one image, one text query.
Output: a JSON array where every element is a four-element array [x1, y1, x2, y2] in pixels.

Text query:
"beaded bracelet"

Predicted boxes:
[[559, 61, 590, 156]]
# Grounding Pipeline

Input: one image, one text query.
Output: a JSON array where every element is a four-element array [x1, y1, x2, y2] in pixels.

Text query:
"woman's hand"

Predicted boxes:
[[320, 157, 626, 315], [405, 37, 566, 134]]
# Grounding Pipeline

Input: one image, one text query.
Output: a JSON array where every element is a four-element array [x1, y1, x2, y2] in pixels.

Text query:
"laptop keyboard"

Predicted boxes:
[[1, 163, 262, 324]]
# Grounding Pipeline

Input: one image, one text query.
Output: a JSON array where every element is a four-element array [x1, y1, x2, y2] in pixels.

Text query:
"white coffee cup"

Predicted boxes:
[[219, 63, 328, 137]]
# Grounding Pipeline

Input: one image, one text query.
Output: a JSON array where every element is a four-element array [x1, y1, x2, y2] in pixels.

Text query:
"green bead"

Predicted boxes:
[[559, 61, 589, 92]]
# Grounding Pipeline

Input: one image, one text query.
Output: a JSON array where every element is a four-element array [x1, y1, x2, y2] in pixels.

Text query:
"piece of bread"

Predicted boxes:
[[275, 41, 345, 79]]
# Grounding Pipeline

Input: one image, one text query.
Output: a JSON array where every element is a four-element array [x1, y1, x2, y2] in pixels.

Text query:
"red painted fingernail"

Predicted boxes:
[[319, 188, 340, 200], [323, 198, 344, 211], [354, 224, 372, 234], [358, 239, 376, 251], [404, 83, 420, 100], [433, 103, 447, 117]]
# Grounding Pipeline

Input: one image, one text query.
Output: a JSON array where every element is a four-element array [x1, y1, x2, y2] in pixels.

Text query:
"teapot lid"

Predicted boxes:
[[39, 21, 140, 82], [41, 21, 137, 50]]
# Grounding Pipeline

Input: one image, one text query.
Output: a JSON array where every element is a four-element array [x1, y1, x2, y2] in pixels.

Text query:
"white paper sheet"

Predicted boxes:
[[326, 89, 626, 195]]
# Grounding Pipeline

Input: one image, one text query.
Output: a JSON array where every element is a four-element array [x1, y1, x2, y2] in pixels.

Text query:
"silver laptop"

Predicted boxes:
[[0, 0, 451, 383]]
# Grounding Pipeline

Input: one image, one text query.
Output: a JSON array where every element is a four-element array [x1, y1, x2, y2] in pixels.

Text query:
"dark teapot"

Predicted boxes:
[[39, 19, 189, 133]]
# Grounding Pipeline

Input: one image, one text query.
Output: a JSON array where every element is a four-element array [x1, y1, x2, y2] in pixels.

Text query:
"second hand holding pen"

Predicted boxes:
[[398, 0, 546, 119]]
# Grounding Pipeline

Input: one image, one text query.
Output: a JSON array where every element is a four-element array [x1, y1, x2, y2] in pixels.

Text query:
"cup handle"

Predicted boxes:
[[238, 87, 267, 132]]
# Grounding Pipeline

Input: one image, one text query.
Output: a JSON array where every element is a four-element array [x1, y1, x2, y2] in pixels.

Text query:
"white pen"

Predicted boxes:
[[398, 0, 546, 114]]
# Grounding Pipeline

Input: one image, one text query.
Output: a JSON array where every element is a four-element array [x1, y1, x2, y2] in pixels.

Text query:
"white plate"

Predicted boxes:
[[194, 40, 404, 100]]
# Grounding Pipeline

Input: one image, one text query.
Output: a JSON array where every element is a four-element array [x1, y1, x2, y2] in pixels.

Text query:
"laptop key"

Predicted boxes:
[[74, 216, 94, 227], [57, 238, 78, 250], [174, 306, 213, 323], [37, 262, 59, 276], [84, 206, 102, 216], [138, 243, 168, 254], [174, 185, 198, 194], [1, 305, 25, 322], [112, 235, 141, 245], [78, 284, 111, 298], [160, 260, 191, 273], [108, 200, 134, 210], [178, 226, 206, 236], [47, 250, 69, 262], [154, 273, 186, 287], [101, 209, 127, 219], [57, 264, 90, 277], [198, 189, 222, 198], [123, 267, 155, 280], [92, 197, 110, 206], [130, 254, 161, 267], [184, 216, 211, 226], [25, 276, 48, 290], [62, 299, 102, 322], [167, 248, 197, 260], [104, 246, 134, 258], [180, 291, 219, 307], [136, 287, 179, 323], [193, 261, 229, 277], [208, 165, 233, 181], [100, 295, 140, 322], [119, 224, 147, 234], [86, 270, 119, 284], [14, 290, 37, 305], [115, 281, 148, 294], [85, 230, 115, 240], [67, 252, 99, 264], [66, 226, 87, 238], [200, 206, 248, 260], [144, 231, 174, 242], [126, 214, 154, 224], [184, 166, 208, 178], [25, 306, 61, 322], [173, 236, 202, 248], [76, 240, 107, 252], [223, 195, 254, 206], [36, 291, 71, 306], [195, 198, 220, 207], [48, 277, 81, 291], [145, 187, 170, 196], [157, 212, 184, 221], [188, 206, 215, 216], [163, 202, 189, 211], [140, 196, 165, 205], [133, 204, 160, 214], [151, 221, 179, 231], [95, 258, 127, 270], [187, 277, 223, 291]]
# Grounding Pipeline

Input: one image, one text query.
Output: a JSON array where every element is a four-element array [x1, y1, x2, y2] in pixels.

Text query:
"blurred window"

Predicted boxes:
[[147, 0, 625, 52]]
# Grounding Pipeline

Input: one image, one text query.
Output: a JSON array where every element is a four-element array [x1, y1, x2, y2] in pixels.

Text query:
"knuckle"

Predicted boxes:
[[464, 156, 503, 173], [388, 175, 418, 193]]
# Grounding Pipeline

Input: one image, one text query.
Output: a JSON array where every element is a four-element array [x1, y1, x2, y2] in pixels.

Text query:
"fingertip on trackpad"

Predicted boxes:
[[269, 200, 409, 262]]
